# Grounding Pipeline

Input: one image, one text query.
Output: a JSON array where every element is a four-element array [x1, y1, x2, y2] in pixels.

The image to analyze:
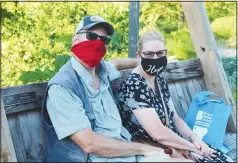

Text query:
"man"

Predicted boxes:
[[41, 15, 174, 162]]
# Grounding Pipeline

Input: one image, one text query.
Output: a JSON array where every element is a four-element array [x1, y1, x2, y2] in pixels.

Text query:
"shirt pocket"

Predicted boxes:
[[106, 100, 122, 122], [102, 91, 122, 123], [92, 102, 121, 131]]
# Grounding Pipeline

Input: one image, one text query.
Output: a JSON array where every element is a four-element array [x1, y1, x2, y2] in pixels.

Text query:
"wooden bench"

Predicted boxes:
[[1, 58, 236, 162]]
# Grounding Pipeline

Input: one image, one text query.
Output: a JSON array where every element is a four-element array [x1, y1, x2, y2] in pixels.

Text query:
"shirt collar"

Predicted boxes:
[[70, 56, 109, 85]]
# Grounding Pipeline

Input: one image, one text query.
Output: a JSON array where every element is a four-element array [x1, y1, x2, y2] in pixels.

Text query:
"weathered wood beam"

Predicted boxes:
[[1, 82, 48, 115], [128, 1, 140, 58], [1, 99, 17, 162], [182, 2, 236, 132]]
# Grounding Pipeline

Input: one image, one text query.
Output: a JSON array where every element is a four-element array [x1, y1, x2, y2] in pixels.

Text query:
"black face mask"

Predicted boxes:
[[141, 56, 167, 76]]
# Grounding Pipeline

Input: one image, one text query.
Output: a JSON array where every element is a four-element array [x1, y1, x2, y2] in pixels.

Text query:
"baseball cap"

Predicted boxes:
[[75, 15, 114, 36]]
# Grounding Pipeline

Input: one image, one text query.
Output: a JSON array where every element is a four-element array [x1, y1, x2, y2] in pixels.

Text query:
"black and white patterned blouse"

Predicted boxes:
[[117, 73, 178, 143], [117, 73, 233, 162]]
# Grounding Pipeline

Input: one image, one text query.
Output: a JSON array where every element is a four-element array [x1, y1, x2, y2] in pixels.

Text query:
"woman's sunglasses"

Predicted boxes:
[[77, 31, 111, 45], [139, 49, 167, 59]]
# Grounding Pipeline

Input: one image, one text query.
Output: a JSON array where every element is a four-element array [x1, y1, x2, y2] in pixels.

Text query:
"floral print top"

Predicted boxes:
[[117, 72, 177, 143]]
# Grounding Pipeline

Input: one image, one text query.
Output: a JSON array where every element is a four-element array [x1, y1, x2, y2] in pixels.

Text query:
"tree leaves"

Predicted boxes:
[[2, 2, 236, 88], [19, 55, 70, 84]]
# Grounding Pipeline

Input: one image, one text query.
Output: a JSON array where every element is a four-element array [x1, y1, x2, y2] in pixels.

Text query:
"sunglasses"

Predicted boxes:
[[139, 49, 167, 59], [77, 31, 111, 45]]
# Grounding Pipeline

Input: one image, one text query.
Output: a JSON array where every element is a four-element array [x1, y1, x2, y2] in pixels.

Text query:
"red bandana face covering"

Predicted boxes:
[[71, 40, 106, 67]]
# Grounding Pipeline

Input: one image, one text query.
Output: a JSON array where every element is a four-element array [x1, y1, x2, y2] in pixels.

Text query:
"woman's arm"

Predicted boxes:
[[172, 112, 216, 157], [133, 108, 200, 153], [172, 112, 194, 139], [110, 58, 139, 71]]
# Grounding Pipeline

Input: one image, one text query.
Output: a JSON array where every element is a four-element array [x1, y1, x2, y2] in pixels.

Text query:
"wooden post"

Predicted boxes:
[[128, 1, 140, 58], [182, 2, 236, 132], [1, 99, 17, 162]]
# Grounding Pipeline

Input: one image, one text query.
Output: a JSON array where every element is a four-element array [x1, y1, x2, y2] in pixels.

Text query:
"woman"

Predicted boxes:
[[117, 31, 233, 162]]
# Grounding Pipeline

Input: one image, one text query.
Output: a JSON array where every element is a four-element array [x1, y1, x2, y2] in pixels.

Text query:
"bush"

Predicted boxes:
[[205, 2, 236, 22], [211, 16, 235, 39], [221, 57, 237, 102], [19, 55, 70, 84], [166, 28, 196, 60], [211, 16, 236, 47]]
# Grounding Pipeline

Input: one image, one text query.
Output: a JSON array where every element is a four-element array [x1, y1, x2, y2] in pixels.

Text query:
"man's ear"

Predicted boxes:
[[72, 34, 78, 46], [135, 52, 140, 59], [72, 34, 77, 43]]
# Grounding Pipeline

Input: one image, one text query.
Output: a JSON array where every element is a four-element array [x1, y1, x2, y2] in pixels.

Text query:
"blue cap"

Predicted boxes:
[[75, 15, 114, 36]]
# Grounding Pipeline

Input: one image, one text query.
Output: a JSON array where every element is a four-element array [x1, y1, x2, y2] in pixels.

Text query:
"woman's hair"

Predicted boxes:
[[138, 31, 165, 52]]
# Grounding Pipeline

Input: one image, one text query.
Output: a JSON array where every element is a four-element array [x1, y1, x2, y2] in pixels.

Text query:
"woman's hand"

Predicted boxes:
[[190, 134, 216, 158]]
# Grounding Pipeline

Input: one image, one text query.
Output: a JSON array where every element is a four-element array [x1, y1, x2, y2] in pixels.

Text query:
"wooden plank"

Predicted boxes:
[[163, 58, 203, 82], [1, 100, 17, 162], [1, 82, 47, 115], [224, 133, 237, 161], [185, 78, 198, 100], [192, 78, 205, 92], [179, 80, 193, 114], [167, 83, 184, 118], [168, 78, 204, 119], [197, 77, 207, 90], [7, 114, 27, 161], [18, 111, 45, 162], [182, 2, 236, 132], [227, 149, 237, 162], [128, 1, 140, 58], [182, 79, 195, 104], [173, 81, 188, 119], [224, 133, 237, 146], [179, 79, 202, 120]]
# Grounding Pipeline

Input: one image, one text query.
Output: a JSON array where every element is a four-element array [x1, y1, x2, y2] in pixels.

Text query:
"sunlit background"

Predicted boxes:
[[1, 2, 236, 101]]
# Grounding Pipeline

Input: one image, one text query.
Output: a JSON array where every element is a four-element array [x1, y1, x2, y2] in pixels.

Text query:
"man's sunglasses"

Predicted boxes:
[[139, 49, 167, 59], [77, 31, 111, 45]]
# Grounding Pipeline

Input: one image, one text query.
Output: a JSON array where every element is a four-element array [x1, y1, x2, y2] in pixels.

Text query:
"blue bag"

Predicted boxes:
[[184, 91, 231, 153]]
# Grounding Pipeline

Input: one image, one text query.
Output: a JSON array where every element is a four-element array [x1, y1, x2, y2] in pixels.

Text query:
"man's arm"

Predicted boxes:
[[110, 58, 139, 71], [47, 84, 165, 158], [70, 128, 166, 158]]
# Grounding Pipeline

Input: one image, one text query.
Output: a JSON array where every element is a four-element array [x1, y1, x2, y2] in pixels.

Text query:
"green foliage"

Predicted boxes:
[[2, 2, 130, 87], [221, 57, 237, 102], [19, 55, 70, 84], [140, 2, 183, 34], [211, 16, 236, 47], [232, 93, 236, 104], [205, 2, 236, 22], [165, 29, 196, 60], [1, 2, 236, 87]]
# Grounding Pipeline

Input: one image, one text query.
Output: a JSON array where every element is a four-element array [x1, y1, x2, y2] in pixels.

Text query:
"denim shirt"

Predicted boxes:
[[46, 56, 137, 162]]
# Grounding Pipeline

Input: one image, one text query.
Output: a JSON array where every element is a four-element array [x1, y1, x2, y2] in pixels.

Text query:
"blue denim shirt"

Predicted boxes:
[[46, 56, 137, 162]]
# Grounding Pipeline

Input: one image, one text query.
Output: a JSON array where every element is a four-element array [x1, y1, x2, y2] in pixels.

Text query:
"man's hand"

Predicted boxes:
[[142, 144, 167, 157], [71, 128, 167, 158]]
